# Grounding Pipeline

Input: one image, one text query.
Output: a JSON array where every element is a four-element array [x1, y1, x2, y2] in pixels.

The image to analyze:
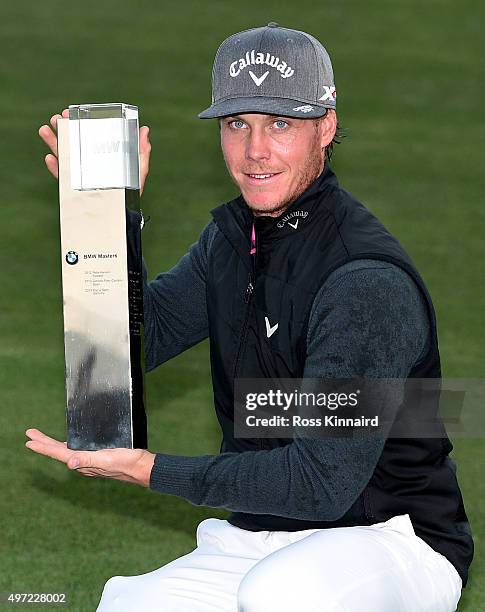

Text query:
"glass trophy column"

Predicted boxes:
[[57, 103, 147, 450]]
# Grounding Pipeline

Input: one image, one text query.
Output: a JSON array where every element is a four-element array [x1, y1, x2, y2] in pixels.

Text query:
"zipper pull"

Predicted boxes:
[[245, 273, 254, 303]]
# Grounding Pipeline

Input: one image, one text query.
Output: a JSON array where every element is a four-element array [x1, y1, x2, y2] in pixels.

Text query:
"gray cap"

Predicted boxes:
[[198, 22, 336, 120]]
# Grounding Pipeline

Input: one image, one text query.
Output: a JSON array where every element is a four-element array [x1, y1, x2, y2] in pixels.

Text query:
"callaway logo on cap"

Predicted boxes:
[[198, 22, 337, 119]]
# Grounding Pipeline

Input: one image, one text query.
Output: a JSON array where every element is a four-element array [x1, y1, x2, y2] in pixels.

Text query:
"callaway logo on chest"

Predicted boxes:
[[230, 49, 295, 80], [277, 210, 308, 229]]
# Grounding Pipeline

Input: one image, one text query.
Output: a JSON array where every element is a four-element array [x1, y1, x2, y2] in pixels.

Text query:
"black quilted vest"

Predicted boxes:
[[207, 163, 473, 586]]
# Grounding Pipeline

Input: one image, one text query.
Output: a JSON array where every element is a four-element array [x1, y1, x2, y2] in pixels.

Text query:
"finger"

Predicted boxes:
[[140, 126, 151, 157], [25, 428, 63, 446], [38, 125, 58, 158], [25, 438, 98, 472], [45, 154, 59, 179], [49, 113, 62, 131], [25, 428, 64, 446], [140, 125, 149, 141], [66, 449, 117, 471], [139, 126, 151, 195], [61, 108, 69, 118], [25, 439, 72, 464]]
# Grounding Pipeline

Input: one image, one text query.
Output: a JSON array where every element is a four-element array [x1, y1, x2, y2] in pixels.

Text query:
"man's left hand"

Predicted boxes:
[[25, 429, 156, 488]]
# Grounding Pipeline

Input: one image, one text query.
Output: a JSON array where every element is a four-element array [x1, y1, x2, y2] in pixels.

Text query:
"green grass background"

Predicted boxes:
[[0, 0, 483, 609]]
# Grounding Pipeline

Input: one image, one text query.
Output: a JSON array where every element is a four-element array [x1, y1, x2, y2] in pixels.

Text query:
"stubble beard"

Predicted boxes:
[[240, 144, 325, 218]]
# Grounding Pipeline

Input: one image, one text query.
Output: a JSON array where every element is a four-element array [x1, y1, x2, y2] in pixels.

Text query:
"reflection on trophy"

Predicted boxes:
[[57, 103, 147, 450]]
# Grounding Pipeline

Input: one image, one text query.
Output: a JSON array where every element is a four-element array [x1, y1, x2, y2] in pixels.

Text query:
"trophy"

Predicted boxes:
[[57, 103, 147, 450]]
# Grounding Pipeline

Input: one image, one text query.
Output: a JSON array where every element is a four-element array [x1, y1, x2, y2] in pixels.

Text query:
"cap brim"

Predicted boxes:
[[198, 96, 331, 119]]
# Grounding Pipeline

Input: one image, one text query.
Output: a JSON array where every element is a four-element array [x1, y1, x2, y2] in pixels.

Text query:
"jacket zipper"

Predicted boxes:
[[233, 251, 256, 379]]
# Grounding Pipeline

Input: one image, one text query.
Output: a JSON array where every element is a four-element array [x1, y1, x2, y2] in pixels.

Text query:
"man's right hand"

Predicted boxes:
[[38, 109, 152, 195]]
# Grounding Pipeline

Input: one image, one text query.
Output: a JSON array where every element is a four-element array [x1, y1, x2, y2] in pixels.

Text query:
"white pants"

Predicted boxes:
[[96, 514, 462, 612]]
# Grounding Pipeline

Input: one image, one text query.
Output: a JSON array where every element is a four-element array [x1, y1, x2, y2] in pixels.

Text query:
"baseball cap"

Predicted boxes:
[[198, 22, 336, 120]]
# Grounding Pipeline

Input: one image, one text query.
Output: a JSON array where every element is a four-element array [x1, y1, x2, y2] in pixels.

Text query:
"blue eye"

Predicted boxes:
[[274, 119, 288, 129], [231, 119, 246, 129]]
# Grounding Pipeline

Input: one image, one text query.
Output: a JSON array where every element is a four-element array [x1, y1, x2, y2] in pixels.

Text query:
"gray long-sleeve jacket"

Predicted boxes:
[[146, 219, 430, 522]]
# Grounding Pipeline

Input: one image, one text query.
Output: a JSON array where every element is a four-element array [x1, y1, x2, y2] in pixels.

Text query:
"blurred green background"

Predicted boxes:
[[0, 0, 483, 609]]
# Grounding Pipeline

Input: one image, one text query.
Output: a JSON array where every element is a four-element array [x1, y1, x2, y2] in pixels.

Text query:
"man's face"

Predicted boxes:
[[219, 111, 335, 216]]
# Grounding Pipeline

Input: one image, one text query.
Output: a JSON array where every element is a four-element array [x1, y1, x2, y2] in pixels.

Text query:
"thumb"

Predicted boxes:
[[68, 455, 84, 470]]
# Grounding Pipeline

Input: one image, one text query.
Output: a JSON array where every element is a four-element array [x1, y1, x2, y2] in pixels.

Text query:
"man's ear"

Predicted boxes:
[[319, 110, 337, 149]]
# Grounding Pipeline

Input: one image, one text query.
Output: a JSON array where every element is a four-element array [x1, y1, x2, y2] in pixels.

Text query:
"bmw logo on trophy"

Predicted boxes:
[[57, 103, 147, 450]]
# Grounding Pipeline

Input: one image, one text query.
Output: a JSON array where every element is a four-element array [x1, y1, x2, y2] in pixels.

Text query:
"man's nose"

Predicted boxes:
[[246, 128, 271, 162]]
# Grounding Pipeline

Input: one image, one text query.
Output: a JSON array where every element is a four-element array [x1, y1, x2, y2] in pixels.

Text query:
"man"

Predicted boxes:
[[32, 23, 472, 611]]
